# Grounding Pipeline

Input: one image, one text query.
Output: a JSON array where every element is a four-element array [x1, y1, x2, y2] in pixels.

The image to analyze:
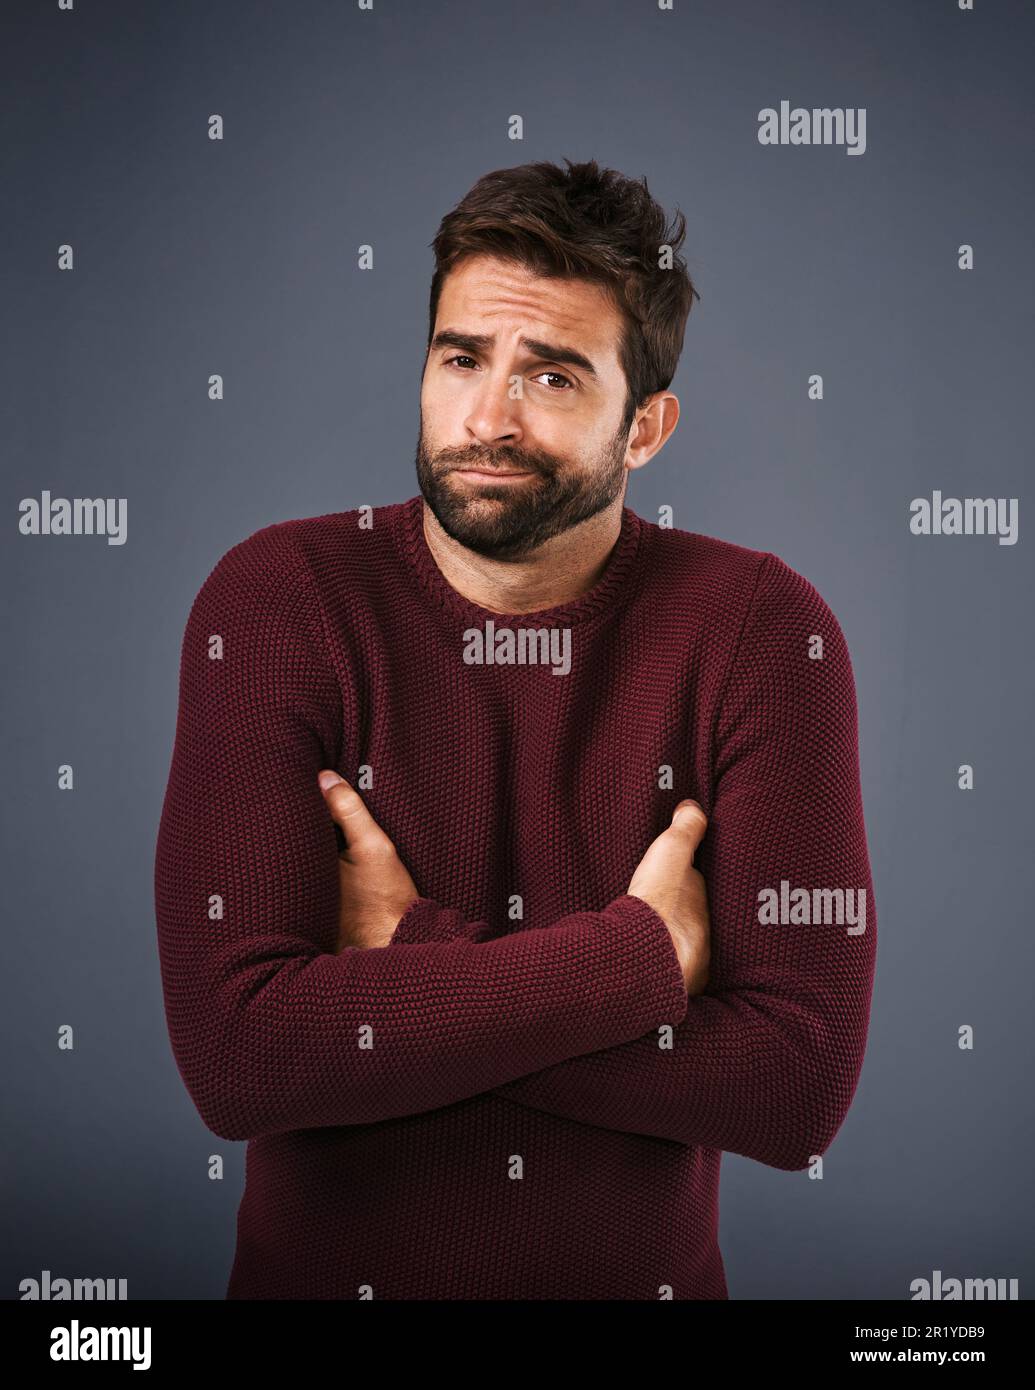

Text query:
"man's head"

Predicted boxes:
[[416, 158, 698, 560]]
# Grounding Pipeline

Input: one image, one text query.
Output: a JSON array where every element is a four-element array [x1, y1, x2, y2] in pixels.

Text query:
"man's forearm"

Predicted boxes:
[[492, 920, 875, 1168], [159, 883, 688, 1142], [391, 864, 873, 1168]]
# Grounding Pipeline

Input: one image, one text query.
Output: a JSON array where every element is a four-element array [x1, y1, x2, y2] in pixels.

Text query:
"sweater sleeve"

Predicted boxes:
[[414, 554, 878, 1170], [153, 529, 689, 1143]]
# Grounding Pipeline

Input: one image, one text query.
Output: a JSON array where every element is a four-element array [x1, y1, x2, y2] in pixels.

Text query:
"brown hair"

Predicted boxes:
[[427, 158, 700, 431]]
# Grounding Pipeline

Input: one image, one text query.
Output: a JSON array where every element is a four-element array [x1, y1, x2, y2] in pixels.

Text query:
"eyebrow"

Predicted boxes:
[[429, 329, 599, 379]]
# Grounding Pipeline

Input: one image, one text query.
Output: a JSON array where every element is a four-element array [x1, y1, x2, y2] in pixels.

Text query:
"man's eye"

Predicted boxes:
[[444, 355, 478, 370], [532, 372, 573, 391]]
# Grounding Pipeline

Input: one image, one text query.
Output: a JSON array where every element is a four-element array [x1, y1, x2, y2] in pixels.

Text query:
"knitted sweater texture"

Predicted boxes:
[[153, 494, 876, 1300]]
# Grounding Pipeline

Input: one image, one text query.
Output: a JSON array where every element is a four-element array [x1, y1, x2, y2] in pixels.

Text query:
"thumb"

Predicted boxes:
[[316, 770, 389, 853], [669, 798, 708, 859]]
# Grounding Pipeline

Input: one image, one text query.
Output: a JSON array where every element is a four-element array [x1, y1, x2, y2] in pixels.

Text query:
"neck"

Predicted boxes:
[[420, 499, 625, 615]]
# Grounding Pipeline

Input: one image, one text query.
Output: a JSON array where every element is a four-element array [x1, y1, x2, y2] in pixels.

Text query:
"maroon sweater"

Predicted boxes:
[[154, 494, 876, 1300]]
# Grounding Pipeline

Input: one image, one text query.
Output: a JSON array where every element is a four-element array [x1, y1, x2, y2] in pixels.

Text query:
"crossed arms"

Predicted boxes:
[[154, 533, 876, 1171]]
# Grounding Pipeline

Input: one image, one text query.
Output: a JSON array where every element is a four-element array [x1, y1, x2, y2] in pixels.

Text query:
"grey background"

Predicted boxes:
[[3, 0, 1032, 1300]]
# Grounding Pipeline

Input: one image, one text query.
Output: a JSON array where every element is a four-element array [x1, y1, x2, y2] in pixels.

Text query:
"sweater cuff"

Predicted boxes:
[[600, 893, 689, 1025]]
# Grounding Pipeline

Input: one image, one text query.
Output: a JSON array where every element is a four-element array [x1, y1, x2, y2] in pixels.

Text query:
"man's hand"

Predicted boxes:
[[317, 770, 419, 952], [627, 800, 711, 996]]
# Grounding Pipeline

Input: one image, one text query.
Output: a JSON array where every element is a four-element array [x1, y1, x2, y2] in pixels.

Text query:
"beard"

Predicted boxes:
[[414, 419, 630, 561]]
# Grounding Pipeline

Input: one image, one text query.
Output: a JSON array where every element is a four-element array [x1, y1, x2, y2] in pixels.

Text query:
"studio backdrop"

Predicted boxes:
[[3, 0, 1032, 1305]]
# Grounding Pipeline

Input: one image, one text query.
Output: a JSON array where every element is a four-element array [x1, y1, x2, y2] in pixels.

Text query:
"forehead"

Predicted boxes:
[[437, 254, 623, 360]]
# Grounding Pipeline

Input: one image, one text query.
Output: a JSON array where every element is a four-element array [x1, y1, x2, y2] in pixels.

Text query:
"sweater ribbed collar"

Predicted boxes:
[[394, 492, 645, 628]]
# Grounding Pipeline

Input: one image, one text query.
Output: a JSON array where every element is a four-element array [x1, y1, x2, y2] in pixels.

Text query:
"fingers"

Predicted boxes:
[[669, 798, 708, 859], [316, 770, 392, 855]]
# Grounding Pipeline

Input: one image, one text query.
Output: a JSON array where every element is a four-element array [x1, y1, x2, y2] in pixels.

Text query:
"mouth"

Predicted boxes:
[[454, 467, 536, 482]]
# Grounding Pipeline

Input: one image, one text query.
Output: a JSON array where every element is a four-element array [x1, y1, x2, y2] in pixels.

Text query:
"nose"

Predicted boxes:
[[463, 372, 524, 447]]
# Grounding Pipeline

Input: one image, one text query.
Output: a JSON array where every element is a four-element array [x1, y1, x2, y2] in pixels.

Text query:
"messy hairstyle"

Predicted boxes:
[[427, 158, 699, 431]]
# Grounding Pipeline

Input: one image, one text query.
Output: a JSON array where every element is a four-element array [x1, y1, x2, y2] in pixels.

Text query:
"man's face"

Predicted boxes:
[[416, 254, 635, 560]]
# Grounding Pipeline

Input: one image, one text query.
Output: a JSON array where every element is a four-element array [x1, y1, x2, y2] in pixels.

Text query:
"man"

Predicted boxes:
[[154, 157, 876, 1300]]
